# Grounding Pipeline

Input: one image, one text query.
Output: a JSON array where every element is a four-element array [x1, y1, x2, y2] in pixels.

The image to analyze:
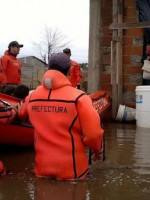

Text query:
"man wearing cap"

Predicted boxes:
[[19, 52, 103, 180], [63, 48, 82, 89], [0, 41, 23, 86]]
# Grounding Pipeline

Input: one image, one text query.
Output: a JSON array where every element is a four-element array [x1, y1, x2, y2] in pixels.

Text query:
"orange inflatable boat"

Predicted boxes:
[[0, 90, 111, 146], [89, 90, 112, 117], [0, 93, 34, 146], [0, 160, 6, 176]]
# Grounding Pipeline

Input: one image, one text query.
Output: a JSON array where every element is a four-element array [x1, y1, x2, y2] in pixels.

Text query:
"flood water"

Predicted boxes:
[[1, 122, 150, 200]]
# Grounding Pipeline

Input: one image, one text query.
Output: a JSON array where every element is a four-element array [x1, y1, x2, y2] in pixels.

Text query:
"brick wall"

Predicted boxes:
[[101, 0, 143, 108]]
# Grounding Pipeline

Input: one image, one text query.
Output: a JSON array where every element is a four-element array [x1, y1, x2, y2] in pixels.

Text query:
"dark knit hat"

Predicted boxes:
[[49, 53, 71, 69]]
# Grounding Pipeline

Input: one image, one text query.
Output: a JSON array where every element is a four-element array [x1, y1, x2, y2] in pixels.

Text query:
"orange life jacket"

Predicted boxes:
[[0, 50, 22, 85], [68, 60, 82, 87], [19, 70, 103, 180], [0, 100, 17, 125], [0, 160, 6, 176]]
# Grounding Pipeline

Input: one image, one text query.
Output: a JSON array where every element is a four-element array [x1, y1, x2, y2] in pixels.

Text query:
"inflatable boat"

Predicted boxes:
[[0, 91, 111, 146], [89, 90, 112, 118], [0, 93, 34, 146], [0, 160, 6, 176]]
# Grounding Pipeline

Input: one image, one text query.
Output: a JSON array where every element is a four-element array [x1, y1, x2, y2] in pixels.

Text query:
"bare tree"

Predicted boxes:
[[32, 26, 71, 64]]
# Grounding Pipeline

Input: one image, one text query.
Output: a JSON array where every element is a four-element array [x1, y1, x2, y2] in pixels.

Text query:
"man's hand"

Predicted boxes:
[[91, 150, 102, 162]]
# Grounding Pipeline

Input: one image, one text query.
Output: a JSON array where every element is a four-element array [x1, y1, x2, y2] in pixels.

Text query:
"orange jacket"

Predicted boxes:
[[0, 160, 6, 176], [68, 60, 82, 87], [0, 50, 22, 85], [0, 60, 7, 86], [19, 70, 103, 180]]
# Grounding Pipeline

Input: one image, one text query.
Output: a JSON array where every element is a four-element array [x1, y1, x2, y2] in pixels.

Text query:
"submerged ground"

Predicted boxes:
[[0, 122, 150, 200]]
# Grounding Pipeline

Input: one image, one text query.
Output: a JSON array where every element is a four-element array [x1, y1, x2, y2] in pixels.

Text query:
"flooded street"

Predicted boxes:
[[1, 122, 150, 200]]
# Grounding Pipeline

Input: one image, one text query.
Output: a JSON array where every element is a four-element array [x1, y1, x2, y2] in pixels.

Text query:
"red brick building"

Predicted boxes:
[[88, 0, 147, 118]]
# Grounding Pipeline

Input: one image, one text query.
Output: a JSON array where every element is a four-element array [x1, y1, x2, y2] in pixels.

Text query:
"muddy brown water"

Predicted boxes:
[[0, 122, 150, 200]]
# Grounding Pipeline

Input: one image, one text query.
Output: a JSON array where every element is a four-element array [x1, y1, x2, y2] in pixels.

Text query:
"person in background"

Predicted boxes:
[[63, 48, 82, 89], [0, 84, 17, 96], [0, 41, 23, 86], [142, 48, 150, 85], [14, 84, 29, 100], [19, 52, 103, 180], [1, 84, 29, 100]]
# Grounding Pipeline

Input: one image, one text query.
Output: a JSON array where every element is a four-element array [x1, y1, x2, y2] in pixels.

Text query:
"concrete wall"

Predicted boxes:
[[19, 56, 46, 89], [88, 0, 102, 93]]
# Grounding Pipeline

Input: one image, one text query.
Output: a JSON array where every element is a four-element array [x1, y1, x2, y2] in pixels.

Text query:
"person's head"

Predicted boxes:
[[1, 84, 17, 96], [48, 53, 71, 76], [63, 48, 71, 58], [14, 84, 29, 99], [8, 41, 23, 56]]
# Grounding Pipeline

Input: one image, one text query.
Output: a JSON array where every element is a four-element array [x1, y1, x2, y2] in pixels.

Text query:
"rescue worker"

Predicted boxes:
[[19, 52, 103, 180], [63, 48, 82, 89], [0, 41, 23, 86]]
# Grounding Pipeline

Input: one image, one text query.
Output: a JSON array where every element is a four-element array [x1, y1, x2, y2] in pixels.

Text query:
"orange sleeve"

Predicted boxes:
[[75, 64, 82, 85], [0, 72, 7, 86], [17, 80, 21, 85], [77, 94, 103, 150], [1, 56, 9, 72], [18, 94, 30, 121], [0, 57, 8, 85]]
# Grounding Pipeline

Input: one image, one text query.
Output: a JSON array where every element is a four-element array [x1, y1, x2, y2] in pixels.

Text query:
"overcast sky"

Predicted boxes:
[[0, 0, 89, 63]]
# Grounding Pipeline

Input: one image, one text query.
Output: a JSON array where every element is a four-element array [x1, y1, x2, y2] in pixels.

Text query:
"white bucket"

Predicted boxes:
[[136, 86, 150, 128], [116, 105, 136, 122]]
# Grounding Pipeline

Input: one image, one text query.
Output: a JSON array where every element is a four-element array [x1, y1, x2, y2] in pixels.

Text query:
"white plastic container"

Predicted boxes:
[[136, 86, 150, 128], [116, 105, 136, 122]]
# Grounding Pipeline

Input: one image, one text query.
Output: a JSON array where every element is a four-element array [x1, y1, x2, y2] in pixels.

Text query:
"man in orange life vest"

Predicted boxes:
[[63, 48, 82, 89], [0, 41, 23, 86], [19, 52, 103, 180]]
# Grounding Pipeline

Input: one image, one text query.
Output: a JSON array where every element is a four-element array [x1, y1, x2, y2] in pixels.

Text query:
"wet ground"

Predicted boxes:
[[0, 122, 150, 200]]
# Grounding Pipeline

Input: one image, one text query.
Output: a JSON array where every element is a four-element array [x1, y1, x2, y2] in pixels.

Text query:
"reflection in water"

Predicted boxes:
[[27, 181, 35, 200], [34, 179, 88, 200], [133, 127, 150, 174], [85, 190, 90, 200], [0, 146, 35, 200]]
